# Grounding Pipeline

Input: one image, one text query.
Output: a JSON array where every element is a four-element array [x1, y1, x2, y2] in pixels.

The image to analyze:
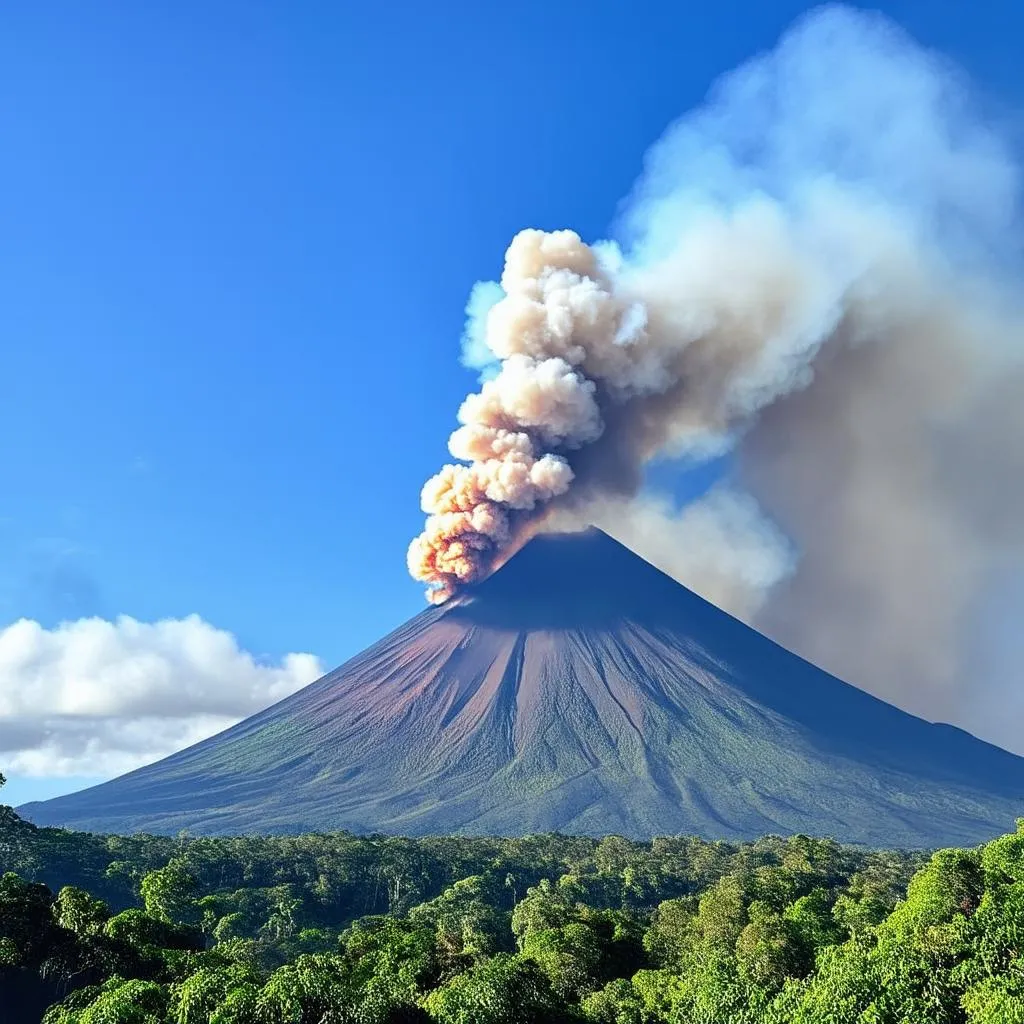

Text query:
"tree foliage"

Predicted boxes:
[[6, 797, 1024, 1023]]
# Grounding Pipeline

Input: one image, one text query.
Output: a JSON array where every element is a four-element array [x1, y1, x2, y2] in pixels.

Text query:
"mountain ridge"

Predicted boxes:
[[20, 529, 1024, 846]]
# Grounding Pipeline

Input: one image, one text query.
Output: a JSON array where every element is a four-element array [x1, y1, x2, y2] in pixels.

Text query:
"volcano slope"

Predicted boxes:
[[20, 529, 1024, 846]]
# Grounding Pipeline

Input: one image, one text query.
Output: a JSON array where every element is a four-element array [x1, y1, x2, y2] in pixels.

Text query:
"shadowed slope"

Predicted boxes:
[[20, 530, 1024, 845]]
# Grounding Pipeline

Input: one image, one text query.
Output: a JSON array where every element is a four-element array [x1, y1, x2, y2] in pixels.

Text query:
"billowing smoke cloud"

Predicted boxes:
[[409, 6, 1024, 751]]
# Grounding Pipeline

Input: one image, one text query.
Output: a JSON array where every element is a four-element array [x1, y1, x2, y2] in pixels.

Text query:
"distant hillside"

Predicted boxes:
[[21, 529, 1024, 846]]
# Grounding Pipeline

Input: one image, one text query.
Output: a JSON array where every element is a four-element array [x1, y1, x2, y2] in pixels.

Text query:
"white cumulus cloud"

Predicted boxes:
[[0, 615, 323, 779]]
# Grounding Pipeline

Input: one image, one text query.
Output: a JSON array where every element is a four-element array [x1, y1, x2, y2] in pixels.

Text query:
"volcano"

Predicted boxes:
[[20, 529, 1024, 846]]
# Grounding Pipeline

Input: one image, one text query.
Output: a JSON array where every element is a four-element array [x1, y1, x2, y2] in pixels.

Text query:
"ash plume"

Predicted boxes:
[[408, 195, 857, 600], [409, 5, 1024, 753]]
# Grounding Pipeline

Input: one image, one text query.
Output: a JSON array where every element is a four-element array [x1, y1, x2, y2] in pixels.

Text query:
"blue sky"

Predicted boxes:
[[2, 1, 1022, 804]]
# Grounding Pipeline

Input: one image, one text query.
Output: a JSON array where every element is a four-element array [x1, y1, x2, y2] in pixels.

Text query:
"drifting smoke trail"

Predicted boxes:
[[409, 6, 1024, 753], [615, 4, 1024, 750]]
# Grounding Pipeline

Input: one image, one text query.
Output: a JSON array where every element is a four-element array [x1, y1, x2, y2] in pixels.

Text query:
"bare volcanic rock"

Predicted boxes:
[[20, 530, 1024, 845]]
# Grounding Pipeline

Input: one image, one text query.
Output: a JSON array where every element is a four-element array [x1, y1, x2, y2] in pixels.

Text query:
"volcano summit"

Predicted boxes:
[[21, 530, 1024, 846]]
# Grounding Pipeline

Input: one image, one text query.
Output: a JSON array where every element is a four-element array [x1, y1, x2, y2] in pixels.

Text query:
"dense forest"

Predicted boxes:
[[3, 774, 1024, 1023]]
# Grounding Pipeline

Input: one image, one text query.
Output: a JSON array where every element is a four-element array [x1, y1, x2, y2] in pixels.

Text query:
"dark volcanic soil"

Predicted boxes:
[[21, 529, 1024, 845]]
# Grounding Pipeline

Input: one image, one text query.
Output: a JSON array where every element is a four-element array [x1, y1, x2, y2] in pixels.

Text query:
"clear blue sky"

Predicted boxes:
[[1, 2, 1022, 803]]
